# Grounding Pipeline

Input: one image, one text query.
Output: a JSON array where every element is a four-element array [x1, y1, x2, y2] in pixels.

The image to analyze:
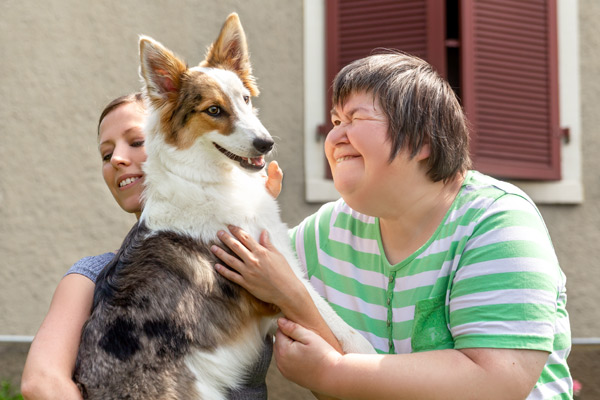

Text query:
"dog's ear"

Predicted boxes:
[[202, 13, 259, 96], [139, 36, 187, 106]]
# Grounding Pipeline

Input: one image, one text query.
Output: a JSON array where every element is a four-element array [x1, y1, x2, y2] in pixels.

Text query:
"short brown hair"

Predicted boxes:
[[332, 52, 471, 182], [97, 92, 145, 136]]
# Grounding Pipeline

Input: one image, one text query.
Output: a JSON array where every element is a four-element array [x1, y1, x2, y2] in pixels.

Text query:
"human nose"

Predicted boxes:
[[110, 145, 131, 168], [325, 124, 348, 146]]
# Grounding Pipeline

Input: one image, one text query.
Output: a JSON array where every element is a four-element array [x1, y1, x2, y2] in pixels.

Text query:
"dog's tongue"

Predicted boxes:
[[244, 156, 265, 167]]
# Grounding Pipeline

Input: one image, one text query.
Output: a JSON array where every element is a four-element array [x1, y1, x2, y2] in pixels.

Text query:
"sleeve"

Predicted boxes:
[[64, 252, 115, 283], [289, 214, 315, 280], [289, 201, 337, 280], [449, 193, 560, 352]]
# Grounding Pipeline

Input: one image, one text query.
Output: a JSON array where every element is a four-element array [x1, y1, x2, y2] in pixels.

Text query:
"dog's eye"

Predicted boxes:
[[206, 106, 221, 116], [243, 96, 250, 104]]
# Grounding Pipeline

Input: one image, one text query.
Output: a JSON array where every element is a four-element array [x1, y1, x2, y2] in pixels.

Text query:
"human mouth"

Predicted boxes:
[[336, 155, 358, 163], [118, 176, 142, 188]]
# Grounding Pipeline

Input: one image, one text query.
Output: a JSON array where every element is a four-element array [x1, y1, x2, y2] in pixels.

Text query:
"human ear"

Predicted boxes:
[[416, 139, 431, 161]]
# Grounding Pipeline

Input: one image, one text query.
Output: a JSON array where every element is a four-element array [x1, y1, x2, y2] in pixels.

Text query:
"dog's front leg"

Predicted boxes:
[[299, 281, 376, 355]]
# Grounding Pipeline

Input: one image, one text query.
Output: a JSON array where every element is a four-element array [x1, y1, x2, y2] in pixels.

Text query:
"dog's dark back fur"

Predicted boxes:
[[73, 222, 275, 399]]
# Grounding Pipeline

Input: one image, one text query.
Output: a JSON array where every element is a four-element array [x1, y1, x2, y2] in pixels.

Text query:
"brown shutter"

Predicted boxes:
[[461, 0, 561, 180]]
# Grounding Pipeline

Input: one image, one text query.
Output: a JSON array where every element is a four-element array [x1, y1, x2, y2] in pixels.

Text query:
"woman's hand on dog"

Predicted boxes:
[[265, 161, 283, 198], [211, 226, 302, 309], [275, 317, 342, 396]]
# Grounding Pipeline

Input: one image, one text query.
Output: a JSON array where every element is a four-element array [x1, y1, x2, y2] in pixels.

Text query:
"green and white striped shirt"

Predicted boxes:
[[291, 171, 572, 399]]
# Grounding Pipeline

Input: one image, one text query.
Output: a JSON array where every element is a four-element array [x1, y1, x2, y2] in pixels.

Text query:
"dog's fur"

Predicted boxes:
[[73, 13, 374, 400]]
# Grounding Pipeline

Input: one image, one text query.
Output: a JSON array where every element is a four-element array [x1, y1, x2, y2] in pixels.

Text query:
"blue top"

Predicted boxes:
[[65, 252, 115, 282]]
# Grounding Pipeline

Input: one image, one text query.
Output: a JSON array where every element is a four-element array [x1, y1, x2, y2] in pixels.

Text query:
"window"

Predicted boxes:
[[303, 0, 582, 203]]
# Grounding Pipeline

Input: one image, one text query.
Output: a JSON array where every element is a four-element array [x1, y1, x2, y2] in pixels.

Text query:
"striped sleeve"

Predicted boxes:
[[449, 193, 560, 352], [290, 201, 337, 280]]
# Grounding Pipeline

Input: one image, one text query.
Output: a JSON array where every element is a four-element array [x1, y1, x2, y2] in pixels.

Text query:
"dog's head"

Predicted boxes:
[[139, 13, 272, 172]]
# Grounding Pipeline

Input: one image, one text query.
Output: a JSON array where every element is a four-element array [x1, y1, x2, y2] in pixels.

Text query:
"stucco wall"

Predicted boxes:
[[537, 0, 600, 339], [0, 0, 315, 336]]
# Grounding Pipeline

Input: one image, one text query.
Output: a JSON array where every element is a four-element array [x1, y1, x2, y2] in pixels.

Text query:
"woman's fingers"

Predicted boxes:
[[277, 318, 308, 344], [266, 161, 283, 199], [212, 226, 295, 306], [214, 263, 244, 286], [274, 318, 341, 393], [213, 227, 257, 265], [212, 226, 263, 277], [211, 244, 246, 274], [225, 225, 260, 253], [259, 229, 276, 251]]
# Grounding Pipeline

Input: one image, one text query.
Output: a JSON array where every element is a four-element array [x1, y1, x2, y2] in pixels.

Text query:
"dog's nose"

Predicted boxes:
[[253, 137, 274, 154]]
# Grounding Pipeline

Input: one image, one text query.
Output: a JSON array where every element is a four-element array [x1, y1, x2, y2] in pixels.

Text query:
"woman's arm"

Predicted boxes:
[[275, 318, 548, 400], [213, 230, 344, 400], [212, 228, 343, 354], [21, 274, 95, 400]]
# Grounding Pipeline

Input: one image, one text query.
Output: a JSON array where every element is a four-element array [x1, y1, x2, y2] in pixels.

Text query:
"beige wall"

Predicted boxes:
[[0, 0, 316, 335], [1, 0, 599, 344], [537, 0, 600, 339]]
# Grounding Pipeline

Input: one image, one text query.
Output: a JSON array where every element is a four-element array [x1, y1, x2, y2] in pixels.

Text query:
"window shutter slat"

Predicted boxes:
[[461, 0, 561, 180], [334, 0, 430, 71]]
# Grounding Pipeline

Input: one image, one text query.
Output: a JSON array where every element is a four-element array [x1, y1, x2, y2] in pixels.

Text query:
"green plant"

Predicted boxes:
[[0, 381, 23, 400]]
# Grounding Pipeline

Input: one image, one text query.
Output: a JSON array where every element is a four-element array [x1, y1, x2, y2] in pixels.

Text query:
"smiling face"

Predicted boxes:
[[98, 102, 147, 217], [325, 91, 428, 215]]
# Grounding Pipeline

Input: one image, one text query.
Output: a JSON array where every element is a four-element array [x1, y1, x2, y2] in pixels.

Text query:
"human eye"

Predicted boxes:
[[350, 111, 365, 122], [131, 140, 145, 148], [102, 152, 112, 162], [331, 114, 342, 126]]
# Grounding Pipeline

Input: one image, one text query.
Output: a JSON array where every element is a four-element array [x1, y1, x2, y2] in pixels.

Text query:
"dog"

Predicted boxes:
[[73, 13, 374, 399]]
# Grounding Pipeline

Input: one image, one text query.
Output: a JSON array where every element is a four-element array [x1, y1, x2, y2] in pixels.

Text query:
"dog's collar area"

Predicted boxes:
[[213, 143, 265, 171]]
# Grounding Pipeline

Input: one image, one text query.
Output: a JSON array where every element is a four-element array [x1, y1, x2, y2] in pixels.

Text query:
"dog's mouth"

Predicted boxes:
[[214, 143, 266, 171]]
